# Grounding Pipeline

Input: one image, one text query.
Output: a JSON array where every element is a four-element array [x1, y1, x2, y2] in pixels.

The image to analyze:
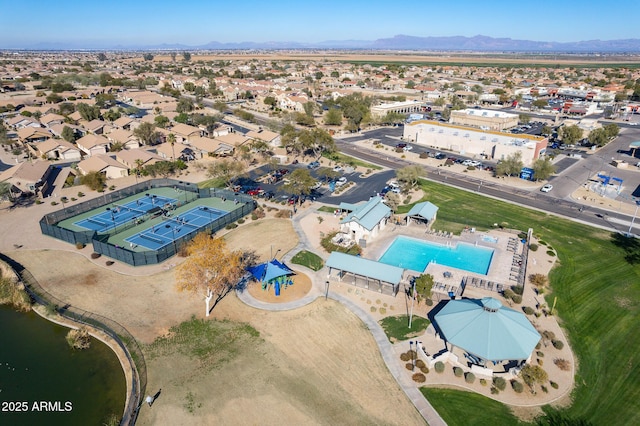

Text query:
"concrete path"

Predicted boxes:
[[236, 206, 447, 426]]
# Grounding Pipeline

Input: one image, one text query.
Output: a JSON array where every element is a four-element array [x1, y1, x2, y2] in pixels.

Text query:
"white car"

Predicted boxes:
[[335, 177, 348, 187], [311, 181, 322, 190], [333, 166, 343, 172], [540, 184, 553, 193]]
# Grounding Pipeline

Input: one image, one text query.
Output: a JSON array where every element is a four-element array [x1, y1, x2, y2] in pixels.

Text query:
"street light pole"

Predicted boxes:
[[628, 200, 640, 236], [408, 278, 416, 329]]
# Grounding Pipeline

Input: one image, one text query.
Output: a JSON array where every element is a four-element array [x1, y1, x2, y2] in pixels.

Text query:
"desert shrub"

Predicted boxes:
[[434, 361, 445, 373], [105, 260, 114, 266], [543, 330, 556, 341], [523, 306, 535, 315], [537, 351, 545, 357], [503, 288, 515, 300], [479, 378, 487, 386], [75, 242, 85, 249], [51, 201, 58, 206], [225, 223, 238, 229], [529, 273, 548, 287], [465, 372, 476, 384], [275, 209, 290, 218], [453, 367, 464, 377], [420, 366, 429, 374], [529, 243, 539, 251], [538, 240, 547, 245], [490, 386, 499, 394], [493, 376, 507, 391], [552, 340, 564, 350], [77, 191, 85, 197], [66, 328, 91, 350], [415, 359, 425, 369], [370, 306, 377, 313], [419, 152, 428, 159], [536, 342, 541, 350], [412, 373, 426, 383], [541, 385, 548, 393], [554, 358, 571, 371], [251, 213, 258, 220], [537, 358, 544, 366], [518, 232, 527, 239], [512, 285, 524, 295], [425, 298, 433, 306], [546, 249, 556, 256], [405, 363, 414, 371], [400, 352, 410, 362], [90, 252, 101, 259], [550, 381, 559, 389], [237, 218, 245, 224], [512, 294, 522, 304], [35, 199, 43, 204], [379, 307, 386, 315], [511, 380, 524, 393], [70, 197, 77, 201]]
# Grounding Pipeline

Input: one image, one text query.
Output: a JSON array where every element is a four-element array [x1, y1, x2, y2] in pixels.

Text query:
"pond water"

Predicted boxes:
[[0, 305, 126, 425]]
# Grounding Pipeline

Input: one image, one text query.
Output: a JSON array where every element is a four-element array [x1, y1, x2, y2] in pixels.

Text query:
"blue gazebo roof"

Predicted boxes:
[[434, 297, 541, 362]]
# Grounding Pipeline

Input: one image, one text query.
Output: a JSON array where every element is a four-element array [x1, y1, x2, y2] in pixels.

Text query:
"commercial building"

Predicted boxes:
[[371, 100, 424, 118], [449, 108, 519, 131], [403, 121, 548, 166]]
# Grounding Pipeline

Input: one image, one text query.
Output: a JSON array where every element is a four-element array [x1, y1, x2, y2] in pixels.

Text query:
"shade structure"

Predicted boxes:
[[434, 297, 541, 362], [247, 259, 294, 283]]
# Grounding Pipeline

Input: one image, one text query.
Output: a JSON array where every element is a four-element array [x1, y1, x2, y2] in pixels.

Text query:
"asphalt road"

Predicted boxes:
[[335, 139, 640, 235]]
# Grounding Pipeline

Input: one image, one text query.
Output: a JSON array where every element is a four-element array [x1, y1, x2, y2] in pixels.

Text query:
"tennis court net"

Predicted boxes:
[[165, 215, 201, 231], [113, 203, 148, 216], [139, 233, 166, 245], [87, 217, 109, 227]]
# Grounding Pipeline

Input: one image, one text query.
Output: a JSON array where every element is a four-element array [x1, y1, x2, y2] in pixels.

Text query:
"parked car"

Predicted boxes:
[[307, 161, 320, 169], [395, 143, 407, 149], [335, 177, 348, 187], [435, 153, 447, 160], [540, 184, 553, 193], [311, 181, 322, 190], [247, 188, 262, 196], [333, 165, 343, 172]]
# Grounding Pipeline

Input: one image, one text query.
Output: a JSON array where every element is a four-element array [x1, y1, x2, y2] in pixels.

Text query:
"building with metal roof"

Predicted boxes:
[[405, 201, 439, 227], [339, 196, 392, 243], [433, 297, 540, 367], [326, 252, 404, 296]]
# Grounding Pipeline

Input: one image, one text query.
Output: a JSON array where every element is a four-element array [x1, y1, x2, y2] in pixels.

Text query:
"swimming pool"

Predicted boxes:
[[378, 236, 494, 275]]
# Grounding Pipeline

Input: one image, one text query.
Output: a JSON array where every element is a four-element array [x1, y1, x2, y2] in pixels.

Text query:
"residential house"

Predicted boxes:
[[215, 132, 250, 148], [170, 123, 202, 143], [338, 196, 392, 242], [189, 136, 235, 158], [154, 141, 195, 162], [17, 127, 52, 144], [77, 155, 129, 179], [39, 113, 65, 128], [246, 129, 281, 148], [6, 115, 41, 129], [106, 128, 140, 150], [0, 160, 54, 196], [79, 119, 108, 135], [115, 149, 162, 171], [76, 134, 111, 156], [112, 116, 135, 130], [35, 139, 82, 161]]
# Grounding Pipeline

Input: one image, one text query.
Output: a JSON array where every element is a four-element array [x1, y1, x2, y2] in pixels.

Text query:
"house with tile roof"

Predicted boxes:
[[0, 160, 54, 196], [35, 139, 82, 161], [76, 134, 111, 156], [77, 155, 128, 179]]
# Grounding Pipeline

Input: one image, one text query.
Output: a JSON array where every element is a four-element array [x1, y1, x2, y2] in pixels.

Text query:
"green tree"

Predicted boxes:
[[212, 101, 227, 112], [61, 126, 76, 143], [97, 52, 107, 61], [519, 114, 531, 124], [314, 71, 324, 81], [133, 122, 160, 146], [76, 103, 100, 121], [182, 51, 192, 61], [541, 125, 552, 136], [207, 159, 246, 189], [532, 157, 556, 181], [396, 165, 423, 188], [46, 93, 63, 104], [154, 115, 170, 129], [0, 181, 14, 202], [176, 97, 195, 114], [324, 108, 343, 126], [603, 123, 619, 139], [283, 168, 316, 204], [559, 125, 583, 146], [263, 96, 277, 109], [441, 107, 451, 121], [143, 53, 154, 61], [412, 274, 434, 302], [496, 152, 524, 177], [103, 109, 121, 122], [520, 364, 548, 392], [532, 99, 548, 110], [80, 171, 106, 191]]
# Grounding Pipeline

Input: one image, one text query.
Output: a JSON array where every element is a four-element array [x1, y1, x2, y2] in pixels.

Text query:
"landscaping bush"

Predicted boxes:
[[105, 260, 114, 266], [503, 288, 515, 300], [536, 342, 541, 350], [537, 358, 544, 366], [465, 372, 476, 384], [251, 213, 258, 220], [479, 378, 487, 386], [225, 223, 238, 230], [543, 330, 556, 341], [415, 359, 425, 369], [546, 250, 556, 256], [35, 199, 43, 204], [453, 367, 464, 377], [552, 340, 564, 350], [518, 232, 527, 239], [400, 352, 410, 362], [51, 201, 58, 206], [237, 218, 245, 224], [425, 298, 433, 306], [77, 191, 85, 197], [523, 306, 535, 315], [90, 252, 101, 259], [541, 385, 548, 393], [512, 285, 524, 295], [554, 358, 571, 371], [490, 386, 499, 395], [412, 373, 426, 383], [370, 306, 377, 313], [511, 379, 524, 393], [66, 328, 91, 350], [405, 363, 414, 371], [536, 351, 544, 358], [550, 381, 559, 389], [529, 243, 539, 251], [420, 366, 429, 374], [512, 294, 523, 304], [75, 242, 85, 250], [419, 152, 429, 159], [434, 361, 445, 373], [493, 376, 507, 391]]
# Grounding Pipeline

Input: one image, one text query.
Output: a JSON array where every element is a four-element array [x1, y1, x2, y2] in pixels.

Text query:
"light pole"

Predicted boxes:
[[166, 224, 177, 252], [628, 200, 640, 236], [409, 341, 415, 371], [408, 277, 416, 329]]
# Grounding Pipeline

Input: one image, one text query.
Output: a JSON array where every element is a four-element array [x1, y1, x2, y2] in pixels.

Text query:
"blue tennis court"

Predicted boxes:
[[125, 206, 225, 250], [75, 194, 177, 232]]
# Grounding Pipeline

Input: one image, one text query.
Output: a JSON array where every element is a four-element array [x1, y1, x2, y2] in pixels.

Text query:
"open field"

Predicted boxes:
[[406, 180, 640, 424]]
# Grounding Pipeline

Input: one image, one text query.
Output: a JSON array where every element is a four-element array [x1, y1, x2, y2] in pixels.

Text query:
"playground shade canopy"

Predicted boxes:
[[434, 297, 541, 362], [247, 259, 294, 283]]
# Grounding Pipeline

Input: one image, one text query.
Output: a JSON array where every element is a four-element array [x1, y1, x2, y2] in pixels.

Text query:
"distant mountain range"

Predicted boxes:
[[13, 34, 640, 52]]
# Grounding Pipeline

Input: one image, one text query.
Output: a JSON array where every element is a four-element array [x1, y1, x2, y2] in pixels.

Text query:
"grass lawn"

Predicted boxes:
[[420, 388, 526, 426], [408, 179, 640, 424], [322, 151, 382, 170], [197, 177, 225, 189], [290, 250, 324, 271], [379, 315, 430, 342]]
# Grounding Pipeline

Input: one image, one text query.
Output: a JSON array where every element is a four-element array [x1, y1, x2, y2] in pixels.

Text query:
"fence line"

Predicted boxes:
[[0, 253, 146, 426], [40, 179, 256, 266]]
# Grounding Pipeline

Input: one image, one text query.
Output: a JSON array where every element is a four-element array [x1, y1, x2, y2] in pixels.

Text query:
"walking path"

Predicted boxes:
[[236, 206, 447, 426]]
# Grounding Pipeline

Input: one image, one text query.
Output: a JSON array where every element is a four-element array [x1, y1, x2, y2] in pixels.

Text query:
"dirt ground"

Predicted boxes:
[[247, 271, 312, 303], [6, 213, 424, 425]]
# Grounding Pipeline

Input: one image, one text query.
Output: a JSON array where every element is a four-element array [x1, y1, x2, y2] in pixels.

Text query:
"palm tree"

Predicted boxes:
[[168, 133, 176, 161]]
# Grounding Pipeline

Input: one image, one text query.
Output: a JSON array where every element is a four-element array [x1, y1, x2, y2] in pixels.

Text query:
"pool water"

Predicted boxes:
[[378, 236, 494, 275]]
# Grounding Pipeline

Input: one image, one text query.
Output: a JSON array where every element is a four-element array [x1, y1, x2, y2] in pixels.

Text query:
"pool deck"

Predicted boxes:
[[362, 223, 524, 300]]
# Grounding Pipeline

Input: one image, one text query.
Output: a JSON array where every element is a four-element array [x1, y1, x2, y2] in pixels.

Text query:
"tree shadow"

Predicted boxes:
[[610, 232, 640, 265]]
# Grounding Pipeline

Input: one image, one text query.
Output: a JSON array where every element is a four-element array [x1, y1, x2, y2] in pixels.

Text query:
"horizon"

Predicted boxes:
[[2, 0, 639, 49]]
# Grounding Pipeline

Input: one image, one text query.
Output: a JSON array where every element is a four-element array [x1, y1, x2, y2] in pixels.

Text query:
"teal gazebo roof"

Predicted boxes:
[[434, 297, 541, 362]]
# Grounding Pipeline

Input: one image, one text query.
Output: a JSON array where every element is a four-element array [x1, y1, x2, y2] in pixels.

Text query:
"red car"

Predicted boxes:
[[247, 188, 262, 196]]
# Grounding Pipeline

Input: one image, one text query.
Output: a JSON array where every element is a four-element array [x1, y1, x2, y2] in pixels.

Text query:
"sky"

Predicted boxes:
[[1, 0, 639, 48]]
